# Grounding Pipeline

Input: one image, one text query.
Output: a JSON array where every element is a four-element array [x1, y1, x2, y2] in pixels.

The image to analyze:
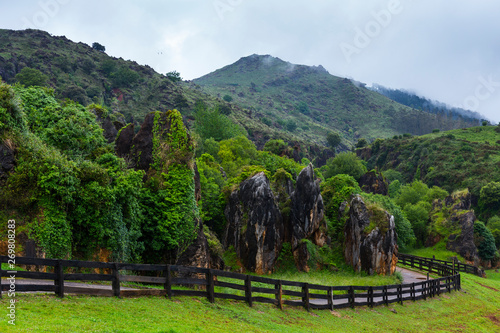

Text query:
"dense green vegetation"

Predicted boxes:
[[0, 83, 196, 263]]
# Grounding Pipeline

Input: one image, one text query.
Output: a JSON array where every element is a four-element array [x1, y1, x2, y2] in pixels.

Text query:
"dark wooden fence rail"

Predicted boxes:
[[0, 253, 470, 310], [398, 253, 484, 277]]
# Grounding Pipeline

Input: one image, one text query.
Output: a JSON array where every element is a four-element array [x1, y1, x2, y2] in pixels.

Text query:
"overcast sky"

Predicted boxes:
[[2, 0, 500, 122]]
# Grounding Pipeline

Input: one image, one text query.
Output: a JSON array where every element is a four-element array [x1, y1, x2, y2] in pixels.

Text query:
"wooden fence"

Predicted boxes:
[[398, 253, 484, 277], [0, 254, 466, 310]]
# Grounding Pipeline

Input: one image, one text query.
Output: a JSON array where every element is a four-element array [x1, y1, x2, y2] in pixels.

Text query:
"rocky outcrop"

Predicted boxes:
[[176, 222, 210, 272], [115, 123, 135, 158], [359, 171, 389, 195], [90, 106, 126, 144], [446, 211, 478, 262], [290, 164, 327, 271], [427, 190, 479, 263], [344, 195, 398, 275], [127, 112, 155, 171], [0, 141, 15, 182], [223, 172, 284, 274], [222, 164, 328, 273]]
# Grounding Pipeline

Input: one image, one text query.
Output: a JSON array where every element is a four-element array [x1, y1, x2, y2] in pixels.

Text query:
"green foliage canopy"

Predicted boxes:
[[322, 152, 367, 181], [15, 67, 48, 87]]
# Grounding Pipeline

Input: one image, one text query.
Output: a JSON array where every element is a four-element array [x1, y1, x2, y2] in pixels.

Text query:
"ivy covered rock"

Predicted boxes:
[[428, 190, 480, 264], [343, 195, 398, 275], [223, 172, 284, 274]]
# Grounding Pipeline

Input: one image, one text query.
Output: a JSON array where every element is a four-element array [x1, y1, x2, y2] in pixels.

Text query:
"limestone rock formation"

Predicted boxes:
[[290, 164, 327, 271], [446, 211, 478, 262], [359, 171, 389, 196], [115, 123, 135, 158], [427, 190, 479, 263], [344, 195, 398, 275], [223, 172, 284, 274], [176, 222, 210, 271], [0, 141, 15, 182]]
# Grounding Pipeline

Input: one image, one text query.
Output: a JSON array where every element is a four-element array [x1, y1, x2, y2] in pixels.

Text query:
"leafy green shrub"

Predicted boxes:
[[15, 67, 48, 87], [322, 152, 367, 181], [263, 139, 287, 155], [111, 67, 140, 88], [194, 102, 245, 141], [321, 174, 361, 241], [474, 221, 497, 261], [0, 82, 26, 133]]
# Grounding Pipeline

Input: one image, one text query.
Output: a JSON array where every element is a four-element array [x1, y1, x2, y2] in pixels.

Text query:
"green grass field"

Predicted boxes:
[[1, 271, 498, 333]]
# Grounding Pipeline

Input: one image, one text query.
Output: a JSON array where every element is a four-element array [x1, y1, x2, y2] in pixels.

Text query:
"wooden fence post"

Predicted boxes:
[[164, 265, 172, 299], [368, 286, 373, 308], [328, 287, 333, 311], [245, 275, 252, 307], [56, 261, 64, 298], [206, 269, 215, 303], [349, 286, 355, 309], [383, 285, 388, 306], [302, 283, 310, 311], [0, 260, 3, 299], [411, 283, 415, 301], [397, 285, 403, 305], [276, 281, 283, 310], [112, 263, 120, 298]]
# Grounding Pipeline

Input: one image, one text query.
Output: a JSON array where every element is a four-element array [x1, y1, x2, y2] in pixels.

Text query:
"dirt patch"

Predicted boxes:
[[487, 315, 500, 326], [476, 282, 499, 292]]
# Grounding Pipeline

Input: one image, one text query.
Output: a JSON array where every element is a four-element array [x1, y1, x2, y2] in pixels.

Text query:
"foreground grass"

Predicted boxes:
[[1, 271, 499, 333]]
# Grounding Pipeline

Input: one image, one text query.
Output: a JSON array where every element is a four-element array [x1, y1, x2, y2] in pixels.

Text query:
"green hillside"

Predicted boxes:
[[0, 29, 234, 131], [192, 54, 478, 148], [358, 125, 500, 204]]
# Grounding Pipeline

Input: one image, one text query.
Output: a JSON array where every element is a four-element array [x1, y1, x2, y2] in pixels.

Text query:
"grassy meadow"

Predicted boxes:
[[0, 270, 499, 333]]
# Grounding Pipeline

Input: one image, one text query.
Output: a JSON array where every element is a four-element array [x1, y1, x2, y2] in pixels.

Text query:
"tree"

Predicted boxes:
[[194, 101, 245, 141], [322, 152, 367, 181], [296, 101, 310, 115], [111, 67, 140, 88], [326, 131, 342, 150], [474, 221, 497, 261], [487, 216, 500, 248], [92, 42, 106, 52], [15, 67, 48, 87], [263, 139, 287, 156], [166, 71, 182, 82], [285, 119, 297, 132], [355, 138, 368, 148], [223, 95, 233, 102]]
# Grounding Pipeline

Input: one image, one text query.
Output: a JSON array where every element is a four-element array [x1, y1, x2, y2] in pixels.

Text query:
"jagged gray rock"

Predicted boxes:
[[289, 164, 327, 271], [223, 172, 284, 274], [344, 195, 398, 275], [0, 142, 15, 182]]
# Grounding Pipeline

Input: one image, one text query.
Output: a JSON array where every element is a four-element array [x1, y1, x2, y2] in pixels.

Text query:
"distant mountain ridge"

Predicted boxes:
[[0, 29, 480, 155], [369, 84, 484, 124], [192, 54, 479, 148]]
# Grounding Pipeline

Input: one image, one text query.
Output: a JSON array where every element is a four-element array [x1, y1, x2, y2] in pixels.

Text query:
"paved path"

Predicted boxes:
[[395, 266, 428, 284]]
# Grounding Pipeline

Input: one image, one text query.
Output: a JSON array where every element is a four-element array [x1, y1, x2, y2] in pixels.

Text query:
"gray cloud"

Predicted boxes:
[[1, 0, 500, 122]]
